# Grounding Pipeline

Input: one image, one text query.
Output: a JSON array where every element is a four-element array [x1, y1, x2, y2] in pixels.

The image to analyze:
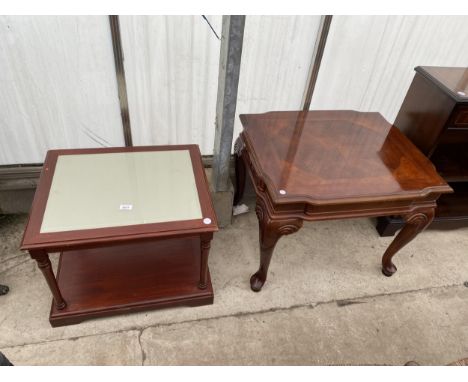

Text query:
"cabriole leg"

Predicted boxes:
[[382, 208, 435, 277], [250, 199, 303, 292]]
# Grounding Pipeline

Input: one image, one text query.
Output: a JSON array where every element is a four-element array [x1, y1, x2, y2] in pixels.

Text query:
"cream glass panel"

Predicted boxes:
[[40, 150, 202, 233]]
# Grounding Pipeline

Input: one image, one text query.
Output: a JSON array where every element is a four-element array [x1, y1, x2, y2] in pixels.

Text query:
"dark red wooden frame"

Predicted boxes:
[[21, 145, 218, 252], [20, 145, 218, 327]]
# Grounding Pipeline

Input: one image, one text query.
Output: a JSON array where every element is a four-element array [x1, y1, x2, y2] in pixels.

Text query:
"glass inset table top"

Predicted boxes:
[[40, 150, 202, 233]]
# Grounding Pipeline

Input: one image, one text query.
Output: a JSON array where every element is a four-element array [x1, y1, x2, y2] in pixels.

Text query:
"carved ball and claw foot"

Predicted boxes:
[[250, 200, 303, 292], [381, 209, 435, 277]]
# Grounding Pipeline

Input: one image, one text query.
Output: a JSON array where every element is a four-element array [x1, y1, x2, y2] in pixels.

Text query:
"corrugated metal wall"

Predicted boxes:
[[119, 15, 222, 155], [233, 16, 322, 138], [0, 16, 124, 165], [0, 15, 467, 164], [119, 15, 321, 154], [311, 16, 468, 123]]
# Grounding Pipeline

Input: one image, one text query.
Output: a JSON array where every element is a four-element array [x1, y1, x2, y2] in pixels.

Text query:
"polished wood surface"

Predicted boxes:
[[240, 111, 449, 205], [29, 249, 66, 310], [377, 66, 468, 236], [50, 237, 213, 327], [417, 66, 468, 100], [236, 110, 452, 291], [21, 145, 218, 326], [381, 208, 434, 276], [395, 71, 456, 156]]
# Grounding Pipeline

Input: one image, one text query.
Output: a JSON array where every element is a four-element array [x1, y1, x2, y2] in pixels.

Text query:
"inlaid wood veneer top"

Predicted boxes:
[[240, 110, 452, 205], [416, 66, 468, 101]]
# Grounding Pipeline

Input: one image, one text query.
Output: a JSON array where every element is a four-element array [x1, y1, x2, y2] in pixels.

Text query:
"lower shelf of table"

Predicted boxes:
[[50, 236, 213, 327]]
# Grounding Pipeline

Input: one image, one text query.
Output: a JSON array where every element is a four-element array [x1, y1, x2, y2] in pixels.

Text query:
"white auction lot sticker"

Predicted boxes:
[[119, 204, 133, 210]]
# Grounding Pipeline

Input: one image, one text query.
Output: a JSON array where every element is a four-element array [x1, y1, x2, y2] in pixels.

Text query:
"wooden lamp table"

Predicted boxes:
[[21, 145, 218, 326], [234, 111, 452, 292]]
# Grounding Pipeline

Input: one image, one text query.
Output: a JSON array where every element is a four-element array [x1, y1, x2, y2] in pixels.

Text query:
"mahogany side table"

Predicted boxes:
[[234, 111, 452, 292], [21, 145, 218, 326]]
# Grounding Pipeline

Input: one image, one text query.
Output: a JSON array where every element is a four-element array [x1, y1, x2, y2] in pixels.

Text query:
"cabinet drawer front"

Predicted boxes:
[[450, 106, 468, 127]]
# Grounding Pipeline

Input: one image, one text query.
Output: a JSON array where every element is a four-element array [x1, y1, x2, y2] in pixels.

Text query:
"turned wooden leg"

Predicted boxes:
[[198, 233, 213, 289], [381, 208, 435, 277], [29, 250, 66, 309], [250, 199, 303, 292], [233, 136, 246, 205]]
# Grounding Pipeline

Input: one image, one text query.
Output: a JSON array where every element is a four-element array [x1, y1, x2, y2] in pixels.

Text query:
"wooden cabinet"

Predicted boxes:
[[377, 66, 468, 236]]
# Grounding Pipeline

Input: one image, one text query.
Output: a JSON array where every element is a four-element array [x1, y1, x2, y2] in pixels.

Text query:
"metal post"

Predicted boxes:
[[109, 15, 133, 147], [302, 15, 333, 111], [212, 15, 246, 192]]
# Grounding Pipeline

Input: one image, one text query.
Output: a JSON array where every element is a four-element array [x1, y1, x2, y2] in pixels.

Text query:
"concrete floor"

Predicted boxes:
[[1, 196, 468, 365]]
